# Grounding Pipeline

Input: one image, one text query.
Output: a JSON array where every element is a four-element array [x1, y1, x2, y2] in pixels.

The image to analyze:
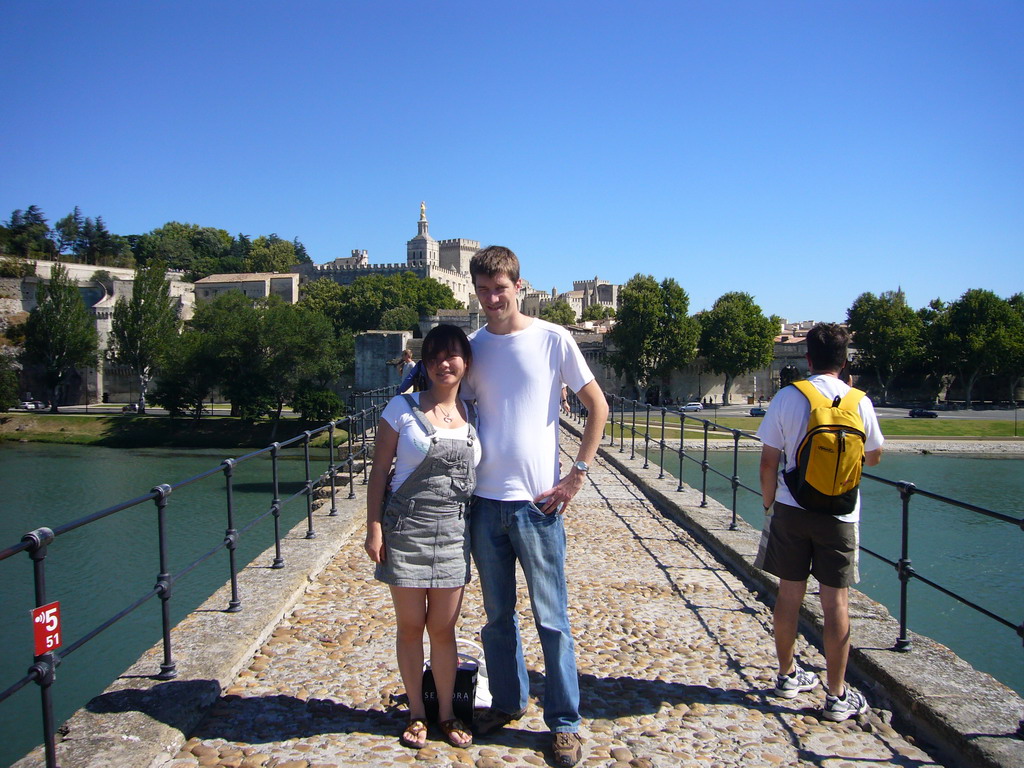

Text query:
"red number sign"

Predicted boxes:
[[31, 601, 61, 656]]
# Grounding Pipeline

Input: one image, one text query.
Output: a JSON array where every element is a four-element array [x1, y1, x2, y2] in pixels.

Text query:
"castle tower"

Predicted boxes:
[[439, 238, 480, 274], [407, 201, 439, 267]]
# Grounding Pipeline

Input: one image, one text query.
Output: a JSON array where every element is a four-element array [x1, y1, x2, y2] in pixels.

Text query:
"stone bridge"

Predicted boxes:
[[14, 423, 1023, 768]]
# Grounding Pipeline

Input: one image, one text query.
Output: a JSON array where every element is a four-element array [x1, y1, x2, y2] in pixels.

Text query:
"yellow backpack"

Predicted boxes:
[[782, 379, 867, 515]]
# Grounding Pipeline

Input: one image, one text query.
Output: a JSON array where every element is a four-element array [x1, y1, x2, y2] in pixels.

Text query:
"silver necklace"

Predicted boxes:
[[436, 402, 454, 424]]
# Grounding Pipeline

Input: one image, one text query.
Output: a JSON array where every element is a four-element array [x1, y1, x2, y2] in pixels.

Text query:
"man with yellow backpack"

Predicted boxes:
[[755, 323, 884, 721]]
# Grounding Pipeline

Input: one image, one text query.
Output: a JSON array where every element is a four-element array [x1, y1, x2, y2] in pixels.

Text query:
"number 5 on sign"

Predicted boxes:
[[31, 601, 61, 656]]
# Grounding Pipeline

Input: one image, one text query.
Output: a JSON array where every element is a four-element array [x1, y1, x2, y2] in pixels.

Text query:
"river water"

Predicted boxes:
[[0, 442, 1021, 766], [665, 447, 1022, 694], [0, 441, 328, 767]]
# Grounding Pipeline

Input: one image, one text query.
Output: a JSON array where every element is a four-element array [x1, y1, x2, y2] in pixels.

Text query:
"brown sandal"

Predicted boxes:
[[400, 717, 428, 749], [439, 717, 473, 748]]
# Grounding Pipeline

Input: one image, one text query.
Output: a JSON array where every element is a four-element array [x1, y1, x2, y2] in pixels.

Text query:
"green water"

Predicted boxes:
[[655, 444, 1023, 696], [0, 441, 334, 767], [0, 442, 1021, 765]]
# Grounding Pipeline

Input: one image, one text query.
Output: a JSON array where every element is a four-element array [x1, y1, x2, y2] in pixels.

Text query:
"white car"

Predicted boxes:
[[681, 402, 703, 412]]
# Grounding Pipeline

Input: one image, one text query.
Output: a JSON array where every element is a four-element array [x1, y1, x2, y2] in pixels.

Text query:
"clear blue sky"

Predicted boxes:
[[2, 1, 1021, 322]]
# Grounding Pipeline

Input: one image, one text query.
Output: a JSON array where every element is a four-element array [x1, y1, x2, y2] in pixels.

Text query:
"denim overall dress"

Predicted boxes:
[[374, 394, 477, 589]]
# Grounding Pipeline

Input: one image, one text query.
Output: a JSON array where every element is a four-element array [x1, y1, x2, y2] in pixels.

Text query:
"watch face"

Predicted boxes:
[[574, 461, 589, 472]]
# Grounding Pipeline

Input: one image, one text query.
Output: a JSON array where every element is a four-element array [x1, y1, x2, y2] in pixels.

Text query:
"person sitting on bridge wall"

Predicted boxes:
[[365, 324, 480, 750]]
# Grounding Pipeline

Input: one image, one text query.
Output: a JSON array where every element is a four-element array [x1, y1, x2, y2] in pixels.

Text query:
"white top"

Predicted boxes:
[[464, 318, 594, 501], [756, 375, 884, 522], [380, 393, 482, 492]]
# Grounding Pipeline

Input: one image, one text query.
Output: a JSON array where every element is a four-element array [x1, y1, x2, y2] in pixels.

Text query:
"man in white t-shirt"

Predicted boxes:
[[463, 246, 608, 768], [756, 322, 883, 722]]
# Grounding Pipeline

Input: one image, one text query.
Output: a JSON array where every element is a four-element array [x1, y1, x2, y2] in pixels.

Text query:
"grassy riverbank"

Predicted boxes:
[[0, 413, 347, 448]]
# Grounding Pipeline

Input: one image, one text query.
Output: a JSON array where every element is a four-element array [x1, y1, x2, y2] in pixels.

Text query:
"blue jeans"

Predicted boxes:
[[470, 496, 581, 733]]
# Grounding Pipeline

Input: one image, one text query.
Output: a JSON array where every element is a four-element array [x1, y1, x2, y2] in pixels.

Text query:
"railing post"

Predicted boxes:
[[677, 412, 685, 492], [345, 417, 357, 500], [303, 431, 316, 539], [895, 481, 917, 651], [700, 422, 710, 508], [630, 400, 637, 461], [328, 422, 339, 517], [657, 407, 666, 479], [643, 403, 651, 470], [23, 527, 59, 768], [221, 459, 241, 612], [730, 431, 740, 530], [151, 484, 177, 679], [361, 409, 371, 485], [270, 444, 285, 569], [619, 396, 625, 453]]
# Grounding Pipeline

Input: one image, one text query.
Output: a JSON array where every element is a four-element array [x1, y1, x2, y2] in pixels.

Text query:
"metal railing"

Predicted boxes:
[[567, 390, 1024, 653], [0, 386, 394, 768]]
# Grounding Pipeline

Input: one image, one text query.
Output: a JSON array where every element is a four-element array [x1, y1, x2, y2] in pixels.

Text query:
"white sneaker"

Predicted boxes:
[[773, 664, 820, 698], [823, 687, 869, 721]]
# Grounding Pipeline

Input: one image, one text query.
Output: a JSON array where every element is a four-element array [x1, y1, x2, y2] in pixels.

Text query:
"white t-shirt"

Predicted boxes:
[[380, 393, 482, 492], [756, 375, 884, 522], [464, 318, 594, 501]]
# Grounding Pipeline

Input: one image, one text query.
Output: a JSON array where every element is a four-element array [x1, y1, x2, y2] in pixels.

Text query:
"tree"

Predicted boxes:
[[846, 290, 923, 403], [246, 235, 296, 273], [290, 386, 344, 421], [5, 206, 55, 259], [22, 263, 98, 411], [540, 300, 576, 326], [187, 293, 341, 423], [132, 222, 232, 276], [0, 351, 19, 411], [300, 279, 348, 331], [581, 304, 615, 322], [608, 274, 699, 402], [54, 207, 85, 258], [303, 272, 461, 335], [79, 216, 133, 267], [931, 289, 1020, 407], [110, 260, 181, 413], [1008, 294, 1024, 404], [379, 305, 419, 331], [149, 328, 220, 419], [261, 301, 340, 423], [293, 237, 312, 264], [698, 291, 777, 405]]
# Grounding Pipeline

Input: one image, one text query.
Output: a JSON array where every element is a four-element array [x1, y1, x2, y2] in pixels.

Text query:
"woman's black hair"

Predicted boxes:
[[421, 324, 473, 367]]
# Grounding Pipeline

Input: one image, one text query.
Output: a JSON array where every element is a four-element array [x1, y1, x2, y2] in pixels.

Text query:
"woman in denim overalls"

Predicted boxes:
[[365, 325, 480, 750]]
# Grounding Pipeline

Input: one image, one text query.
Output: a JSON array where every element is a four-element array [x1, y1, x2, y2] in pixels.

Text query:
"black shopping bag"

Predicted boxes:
[[422, 656, 477, 723]]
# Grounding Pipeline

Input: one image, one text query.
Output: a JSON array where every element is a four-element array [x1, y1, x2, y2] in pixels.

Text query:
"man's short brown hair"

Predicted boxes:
[[470, 245, 520, 284], [806, 322, 850, 373]]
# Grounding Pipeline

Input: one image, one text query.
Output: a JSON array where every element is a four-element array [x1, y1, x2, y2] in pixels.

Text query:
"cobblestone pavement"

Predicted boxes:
[[162, 433, 945, 768]]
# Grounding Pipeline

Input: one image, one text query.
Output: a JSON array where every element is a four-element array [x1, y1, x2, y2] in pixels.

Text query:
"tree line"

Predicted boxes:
[[1, 262, 462, 419], [606, 275, 1024, 407], [0, 204, 312, 280], [848, 288, 1023, 406]]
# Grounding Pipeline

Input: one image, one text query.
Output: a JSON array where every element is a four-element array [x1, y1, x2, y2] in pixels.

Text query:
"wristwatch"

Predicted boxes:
[[573, 460, 589, 473]]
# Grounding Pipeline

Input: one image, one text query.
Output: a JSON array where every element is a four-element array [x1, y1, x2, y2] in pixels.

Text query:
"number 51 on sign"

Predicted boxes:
[[32, 601, 61, 656]]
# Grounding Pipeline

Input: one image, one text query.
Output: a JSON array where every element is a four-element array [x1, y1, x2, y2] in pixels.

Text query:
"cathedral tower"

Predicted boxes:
[[407, 201, 440, 267]]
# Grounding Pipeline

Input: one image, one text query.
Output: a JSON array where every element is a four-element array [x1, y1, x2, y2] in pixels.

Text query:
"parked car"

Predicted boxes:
[[14, 400, 46, 411], [681, 402, 703, 412], [122, 403, 140, 414], [909, 408, 939, 418], [749, 407, 767, 417]]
